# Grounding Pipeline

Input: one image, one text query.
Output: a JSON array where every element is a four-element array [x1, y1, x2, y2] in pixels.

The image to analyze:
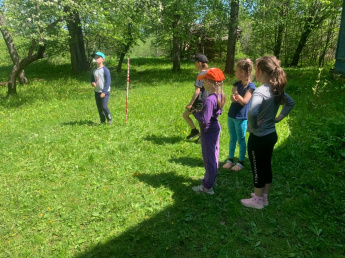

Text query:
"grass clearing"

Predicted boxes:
[[1, 58, 345, 257]]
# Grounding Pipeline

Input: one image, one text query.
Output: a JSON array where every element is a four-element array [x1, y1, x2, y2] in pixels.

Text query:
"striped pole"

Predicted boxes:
[[125, 56, 130, 123]]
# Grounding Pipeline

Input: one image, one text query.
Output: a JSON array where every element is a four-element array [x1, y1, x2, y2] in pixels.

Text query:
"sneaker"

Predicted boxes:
[[241, 195, 264, 209], [107, 120, 113, 125], [192, 184, 214, 195], [194, 136, 200, 144], [198, 178, 217, 186], [251, 193, 268, 206], [186, 128, 200, 140]]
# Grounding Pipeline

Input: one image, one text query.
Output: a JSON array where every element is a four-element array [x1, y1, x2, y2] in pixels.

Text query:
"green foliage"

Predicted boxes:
[[0, 58, 344, 257]]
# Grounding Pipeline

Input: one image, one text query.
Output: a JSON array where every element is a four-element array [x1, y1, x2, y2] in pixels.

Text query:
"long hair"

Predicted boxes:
[[236, 58, 253, 86], [206, 79, 226, 109], [256, 56, 287, 105]]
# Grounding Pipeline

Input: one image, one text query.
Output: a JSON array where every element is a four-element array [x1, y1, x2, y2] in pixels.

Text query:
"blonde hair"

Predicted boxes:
[[206, 79, 226, 109], [236, 58, 253, 86], [255, 56, 286, 105]]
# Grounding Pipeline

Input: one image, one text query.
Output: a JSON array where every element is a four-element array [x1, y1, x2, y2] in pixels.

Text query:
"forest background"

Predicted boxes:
[[0, 0, 343, 95]]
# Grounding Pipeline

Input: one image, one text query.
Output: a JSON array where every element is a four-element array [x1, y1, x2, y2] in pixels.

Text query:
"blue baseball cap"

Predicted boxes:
[[92, 51, 105, 59]]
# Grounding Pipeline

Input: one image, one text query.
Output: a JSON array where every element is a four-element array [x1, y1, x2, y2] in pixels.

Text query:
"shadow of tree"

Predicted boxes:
[[168, 157, 204, 168], [75, 172, 244, 257], [61, 120, 98, 126], [143, 135, 184, 145]]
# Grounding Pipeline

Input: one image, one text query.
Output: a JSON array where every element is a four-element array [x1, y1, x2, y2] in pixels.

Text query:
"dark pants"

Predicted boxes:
[[95, 92, 112, 123], [247, 132, 278, 188]]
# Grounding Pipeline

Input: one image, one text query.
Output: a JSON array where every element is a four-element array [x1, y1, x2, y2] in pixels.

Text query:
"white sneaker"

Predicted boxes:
[[192, 185, 214, 195]]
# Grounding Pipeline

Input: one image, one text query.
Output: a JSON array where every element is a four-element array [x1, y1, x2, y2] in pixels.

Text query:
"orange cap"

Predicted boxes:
[[197, 68, 225, 82]]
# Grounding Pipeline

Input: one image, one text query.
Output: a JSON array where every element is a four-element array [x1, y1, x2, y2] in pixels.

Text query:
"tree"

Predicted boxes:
[[225, 0, 239, 75], [154, 0, 199, 71], [1, 0, 66, 95], [64, 6, 89, 73], [273, 0, 289, 59], [290, 0, 342, 66], [0, 12, 28, 85]]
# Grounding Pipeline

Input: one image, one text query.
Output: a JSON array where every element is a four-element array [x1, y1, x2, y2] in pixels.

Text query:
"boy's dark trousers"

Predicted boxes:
[[95, 92, 112, 123]]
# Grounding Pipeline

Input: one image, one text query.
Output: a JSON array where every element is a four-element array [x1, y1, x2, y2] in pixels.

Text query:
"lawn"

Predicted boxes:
[[0, 58, 344, 257]]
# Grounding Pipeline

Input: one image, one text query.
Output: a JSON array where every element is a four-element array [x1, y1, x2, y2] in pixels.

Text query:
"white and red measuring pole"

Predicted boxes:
[[125, 56, 130, 123]]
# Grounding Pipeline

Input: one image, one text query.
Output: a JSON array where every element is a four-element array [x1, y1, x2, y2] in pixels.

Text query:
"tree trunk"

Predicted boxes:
[[7, 43, 46, 95], [172, 14, 181, 72], [65, 8, 89, 73], [274, 24, 284, 59], [318, 19, 336, 67], [273, 2, 288, 59], [117, 44, 130, 73], [116, 23, 133, 73], [290, 17, 313, 66], [260, 0, 266, 56], [0, 13, 29, 87], [224, 0, 239, 75]]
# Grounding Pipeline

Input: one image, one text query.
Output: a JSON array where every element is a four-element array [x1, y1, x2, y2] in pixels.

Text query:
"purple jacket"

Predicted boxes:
[[193, 93, 222, 133]]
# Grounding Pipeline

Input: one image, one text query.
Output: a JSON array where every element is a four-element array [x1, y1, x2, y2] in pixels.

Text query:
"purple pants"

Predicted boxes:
[[201, 122, 221, 189]]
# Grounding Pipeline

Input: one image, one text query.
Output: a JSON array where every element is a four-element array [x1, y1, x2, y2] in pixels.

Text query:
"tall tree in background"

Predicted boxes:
[[225, 0, 239, 75], [273, 0, 289, 59], [64, 6, 89, 73]]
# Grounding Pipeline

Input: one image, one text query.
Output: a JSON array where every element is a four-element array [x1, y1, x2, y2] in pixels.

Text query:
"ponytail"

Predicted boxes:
[[256, 56, 287, 105], [271, 66, 286, 105]]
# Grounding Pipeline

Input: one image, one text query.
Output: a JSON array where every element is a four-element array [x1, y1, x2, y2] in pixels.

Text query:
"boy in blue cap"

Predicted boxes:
[[91, 52, 113, 125]]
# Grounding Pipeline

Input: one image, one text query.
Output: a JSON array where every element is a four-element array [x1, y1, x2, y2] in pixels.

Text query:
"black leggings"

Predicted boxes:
[[247, 132, 278, 188]]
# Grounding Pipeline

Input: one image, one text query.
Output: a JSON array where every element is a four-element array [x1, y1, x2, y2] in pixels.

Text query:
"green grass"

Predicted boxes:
[[0, 58, 345, 257]]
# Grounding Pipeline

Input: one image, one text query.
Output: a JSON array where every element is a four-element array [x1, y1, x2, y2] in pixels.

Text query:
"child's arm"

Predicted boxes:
[[102, 67, 111, 93], [91, 72, 96, 87], [186, 87, 201, 110], [193, 99, 212, 130], [275, 93, 295, 123], [247, 91, 263, 129], [235, 89, 254, 106]]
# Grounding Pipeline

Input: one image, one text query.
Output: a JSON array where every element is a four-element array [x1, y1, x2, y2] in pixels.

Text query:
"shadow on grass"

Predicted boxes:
[[168, 157, 204, 167], [143, 135, 183, 145], [61, 120, 98, 126], [75, 172, 226, 257]]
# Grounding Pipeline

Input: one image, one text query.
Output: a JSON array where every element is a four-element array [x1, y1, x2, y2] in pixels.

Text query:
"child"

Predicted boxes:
[[183, 54, 209, 140], [91, 51, 113, 125], [241, 56, 295, 209], [223, 59, 256, 171], [191, 68, 226, 195]]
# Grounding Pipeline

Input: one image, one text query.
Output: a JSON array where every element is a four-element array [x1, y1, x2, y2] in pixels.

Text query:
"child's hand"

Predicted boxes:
[[100, 93, 105, 98], [186, 104, 193, 110], [274, 114, 285, 123], [92, 82, 96, 87], [232, 94, 238, 101]]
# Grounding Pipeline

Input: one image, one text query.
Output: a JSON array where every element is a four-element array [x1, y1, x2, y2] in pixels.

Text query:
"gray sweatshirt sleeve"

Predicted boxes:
[[280, 93, 295, 117]]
